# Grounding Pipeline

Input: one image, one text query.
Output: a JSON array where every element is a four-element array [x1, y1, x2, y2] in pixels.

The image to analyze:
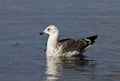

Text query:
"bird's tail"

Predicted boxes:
[[86, 35, 98, 44], [84, 35, 98, 49]]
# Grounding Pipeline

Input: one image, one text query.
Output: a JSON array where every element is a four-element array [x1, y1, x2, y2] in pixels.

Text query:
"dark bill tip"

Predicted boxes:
[[40, 32, 44, 35]]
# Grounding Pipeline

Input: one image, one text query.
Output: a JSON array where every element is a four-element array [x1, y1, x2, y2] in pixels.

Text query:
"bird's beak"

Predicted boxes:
[[40, 32, 45, 35]]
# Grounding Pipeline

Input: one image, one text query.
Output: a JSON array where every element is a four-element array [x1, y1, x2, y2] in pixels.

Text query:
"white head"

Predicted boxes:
[[40, 25, 59, 35], [40, 25, 60, 56]]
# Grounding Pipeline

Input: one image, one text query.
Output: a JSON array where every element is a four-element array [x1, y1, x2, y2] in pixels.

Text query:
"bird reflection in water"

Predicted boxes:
[[45, 55, 95, 81]]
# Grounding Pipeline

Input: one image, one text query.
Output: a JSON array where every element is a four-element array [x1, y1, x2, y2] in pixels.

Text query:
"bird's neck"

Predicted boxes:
[[48, 35, 59, 45], [47, 33, 59, 50], [46, 33, 59, 56]]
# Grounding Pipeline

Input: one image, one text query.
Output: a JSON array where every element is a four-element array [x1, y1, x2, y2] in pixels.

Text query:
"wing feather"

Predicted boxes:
[[59, 39, 87, 53]]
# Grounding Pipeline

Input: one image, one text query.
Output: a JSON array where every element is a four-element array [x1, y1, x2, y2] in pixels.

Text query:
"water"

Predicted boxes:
[[0, 0, 120, 81]]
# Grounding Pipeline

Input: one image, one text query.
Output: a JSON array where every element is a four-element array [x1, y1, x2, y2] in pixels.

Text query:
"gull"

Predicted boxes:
[[40, 25, 98, 57]]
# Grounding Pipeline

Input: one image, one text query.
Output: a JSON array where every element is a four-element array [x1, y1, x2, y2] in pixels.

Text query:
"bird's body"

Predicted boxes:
[[40, 25, 97, 57]]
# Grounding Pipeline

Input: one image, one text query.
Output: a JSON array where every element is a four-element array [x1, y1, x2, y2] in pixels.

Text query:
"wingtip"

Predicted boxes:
[[86, 35, 98, 45], [93, 35, 98, 38], [86, 35, 98, 39]]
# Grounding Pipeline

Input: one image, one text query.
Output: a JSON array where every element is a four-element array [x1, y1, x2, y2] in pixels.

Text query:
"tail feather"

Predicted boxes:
[[82, 35, 98, 50], [83, 35, 98, 48], [86, 35, 98, 44]]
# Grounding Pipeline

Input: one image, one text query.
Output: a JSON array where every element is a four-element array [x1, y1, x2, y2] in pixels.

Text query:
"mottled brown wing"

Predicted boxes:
[[59, 39, 87, 53]]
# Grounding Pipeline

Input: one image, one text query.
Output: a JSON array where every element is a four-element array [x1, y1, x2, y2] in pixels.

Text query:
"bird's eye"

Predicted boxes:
[[47, 28, 50, 31]]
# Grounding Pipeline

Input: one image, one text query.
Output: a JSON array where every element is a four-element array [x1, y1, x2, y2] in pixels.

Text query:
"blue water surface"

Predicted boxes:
[[0, 0, 120, 81]]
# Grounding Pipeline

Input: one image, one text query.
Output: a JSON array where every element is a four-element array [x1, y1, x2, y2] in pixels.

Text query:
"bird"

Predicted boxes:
[[40, 25, 98, 57]]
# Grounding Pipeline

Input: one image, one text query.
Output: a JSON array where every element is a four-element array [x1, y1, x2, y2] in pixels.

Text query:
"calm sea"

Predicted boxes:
[[0, 0, 120, 81]]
